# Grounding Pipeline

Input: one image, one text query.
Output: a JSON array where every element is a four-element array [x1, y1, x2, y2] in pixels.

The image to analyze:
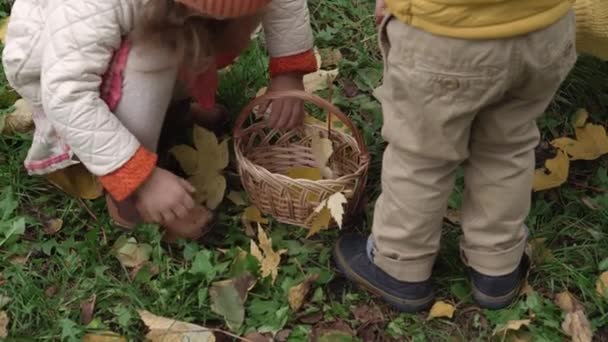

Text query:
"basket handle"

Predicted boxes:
[[234, 90, 368, 156]]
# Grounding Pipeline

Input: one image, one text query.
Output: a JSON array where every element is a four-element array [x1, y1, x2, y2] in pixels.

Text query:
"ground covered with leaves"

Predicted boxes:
[[1, 1, 608, 341]]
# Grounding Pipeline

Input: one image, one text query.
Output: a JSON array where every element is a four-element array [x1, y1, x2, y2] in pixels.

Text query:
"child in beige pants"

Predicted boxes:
[[334, 0, 578, 312]]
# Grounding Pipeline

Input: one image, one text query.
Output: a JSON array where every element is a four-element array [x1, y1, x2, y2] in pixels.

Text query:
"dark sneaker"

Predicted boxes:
[[469, 255, 530, 310], [333, 234, 435, 312]]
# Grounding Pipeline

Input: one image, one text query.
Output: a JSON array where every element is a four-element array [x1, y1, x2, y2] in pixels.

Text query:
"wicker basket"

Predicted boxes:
[[234, 90, 370, 228]]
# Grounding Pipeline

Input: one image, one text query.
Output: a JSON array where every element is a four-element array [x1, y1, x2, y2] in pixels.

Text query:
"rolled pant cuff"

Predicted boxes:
[[373, 252, 435, 283], [460, 235, 527, 277]]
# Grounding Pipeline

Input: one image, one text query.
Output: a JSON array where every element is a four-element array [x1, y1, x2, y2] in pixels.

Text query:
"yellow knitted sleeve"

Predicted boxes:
[[574, 0, 608, 60]]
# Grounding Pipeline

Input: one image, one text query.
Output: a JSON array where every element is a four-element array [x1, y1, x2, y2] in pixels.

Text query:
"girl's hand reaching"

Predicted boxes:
[[135, 167, 196, 224], [261, 73, 306, 129]]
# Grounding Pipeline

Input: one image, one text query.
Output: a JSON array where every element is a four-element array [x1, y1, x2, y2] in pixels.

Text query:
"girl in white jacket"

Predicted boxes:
[[3, 0, 318, 239]]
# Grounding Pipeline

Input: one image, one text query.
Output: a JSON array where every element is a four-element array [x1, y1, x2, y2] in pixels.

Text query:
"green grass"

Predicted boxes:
[[2, 0, 608, 340]]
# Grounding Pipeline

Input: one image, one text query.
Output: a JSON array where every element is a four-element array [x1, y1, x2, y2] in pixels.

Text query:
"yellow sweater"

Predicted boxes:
[[385, 0, 608, 60]]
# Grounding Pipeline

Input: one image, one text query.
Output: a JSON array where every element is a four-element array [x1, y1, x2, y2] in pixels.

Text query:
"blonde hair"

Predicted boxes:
[[133, 0, 263, 72]]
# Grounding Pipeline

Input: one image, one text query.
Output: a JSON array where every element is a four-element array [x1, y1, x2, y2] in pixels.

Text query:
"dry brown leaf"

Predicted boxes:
[[250, 224, 287, 283], [532, 150, 569, 191], [242, 206, 269, 225], [138, 310, 215, 342], [286, 167, 322, 181], [494, 320, 531, 335], [319, 48, 343, 68], [44, 218, 63, 235], [325, 192, 347, 228], [171, 126, 229, 209], [111, 237, 152, 269], [519, 281, 534, 296], [555, 291, 581, 312], [562, 310, 593, 342], [596, 271, 608, 298], [80, 294, 96, 325], [46, 164, 104, 200], [9, 254, 29, 265], [352, 305, 385, 324], [82, 331, 127, 342], [227, 191, 247, 206], [311, 133, 334, 179], [2, 99, 34, 134], [427, 301, 456, 320], [552, 110, 608, 161], [288, 274, 320, 311], [0, 311, 8, 338]]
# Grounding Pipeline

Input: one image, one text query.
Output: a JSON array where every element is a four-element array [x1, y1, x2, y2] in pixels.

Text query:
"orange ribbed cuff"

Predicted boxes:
[[269, 50, 318, 78], [99, 147, 157, 201]]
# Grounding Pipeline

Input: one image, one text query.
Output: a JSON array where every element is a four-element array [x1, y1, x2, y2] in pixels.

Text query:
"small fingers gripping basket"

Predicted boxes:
[[234, 90, 370, 228]]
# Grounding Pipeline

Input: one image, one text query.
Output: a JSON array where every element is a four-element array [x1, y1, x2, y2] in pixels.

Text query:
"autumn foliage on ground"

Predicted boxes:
[[1, 1, 608, 341]]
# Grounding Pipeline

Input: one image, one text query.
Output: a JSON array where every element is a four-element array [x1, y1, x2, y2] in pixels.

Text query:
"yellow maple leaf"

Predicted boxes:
[[596, 271, 608, 298], [138, 310, 215, 342], [0, 17, 8, 44], [562, 310, 593, 342], [552, 110, 608, 161], [306, 192, 347, 237], [494, 319, 531, 335], [555, 291, 579, 312], [532, 150, 569, 192], [226, 191, 247, 206], [242, 206, 269, 225], [45, 164, 104, 200], [171, 125, 229, 209], [428, 301, 456, 320], [307, 207, 332, 238], [288, 274, 320, 311], [311, 133, 334, 179], [250, 224, 287, 283]]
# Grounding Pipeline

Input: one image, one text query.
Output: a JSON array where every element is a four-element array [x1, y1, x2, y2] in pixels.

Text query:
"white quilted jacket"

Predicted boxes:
[[3, 0, 313, 176]]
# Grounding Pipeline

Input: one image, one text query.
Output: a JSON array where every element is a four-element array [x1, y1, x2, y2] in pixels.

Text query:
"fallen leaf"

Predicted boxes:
[[82, 331, 127, 342], [0, 17, 8, 44], [46, 164, 104, 200], [311, 133, 334, 179], [428, 301, 456, 320], [111, 236, 152, 269], [533, 150, 569, 191], [286, 167, 322, 181], [242, 206, 269, 225], [243, 332, 272, 342], [275, 329, 292, 342], [209, 273, 256, 331], [444, 209, 461, 224], [44, 218, 63, 235], [227, 191, 247, 206], [44, 286, 58, 298], [519, 281, 534, 296], [555, 291, 580, 312], [306, 206, 332, 238], [494, 319, 531, 335], [351, 305, 384, 324], [299, 311, 324, 324], [596, 271, 608, 298], [319, 48, 343, 68], [2, 99, 34, 135], [317, 330, 356, 342], [80, 294, 96, 325], [0, 295, 10, 309], [9, 254, 29, 265], [304, 68, 339, 93], [552, 110, 608, 161], [171, 125, 229, 209], [581, 197, 601, 211], [138, 310, 215, 342], [250, 225, 287, 284], [562, 310, 593, 342], [0, 311, 8, 338], [129, 261, 160, 281], [288, 274, 320, 311]]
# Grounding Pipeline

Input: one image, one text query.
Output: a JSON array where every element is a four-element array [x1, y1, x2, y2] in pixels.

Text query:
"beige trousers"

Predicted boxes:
[[371, 13, 577, 282]]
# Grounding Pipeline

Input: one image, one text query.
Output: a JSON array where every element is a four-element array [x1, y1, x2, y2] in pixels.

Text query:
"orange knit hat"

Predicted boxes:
[[176, 0, 271, 18]]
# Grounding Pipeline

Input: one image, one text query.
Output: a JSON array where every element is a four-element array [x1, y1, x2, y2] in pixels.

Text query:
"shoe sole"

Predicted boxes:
[[333, 240, 435, 313], [471, 282, 521, 310]]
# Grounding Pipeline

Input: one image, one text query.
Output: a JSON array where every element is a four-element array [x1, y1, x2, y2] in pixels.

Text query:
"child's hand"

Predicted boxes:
[[262, 73, 305, 129], [135, 167, 196, 224], [376, 0, 386, 25]]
